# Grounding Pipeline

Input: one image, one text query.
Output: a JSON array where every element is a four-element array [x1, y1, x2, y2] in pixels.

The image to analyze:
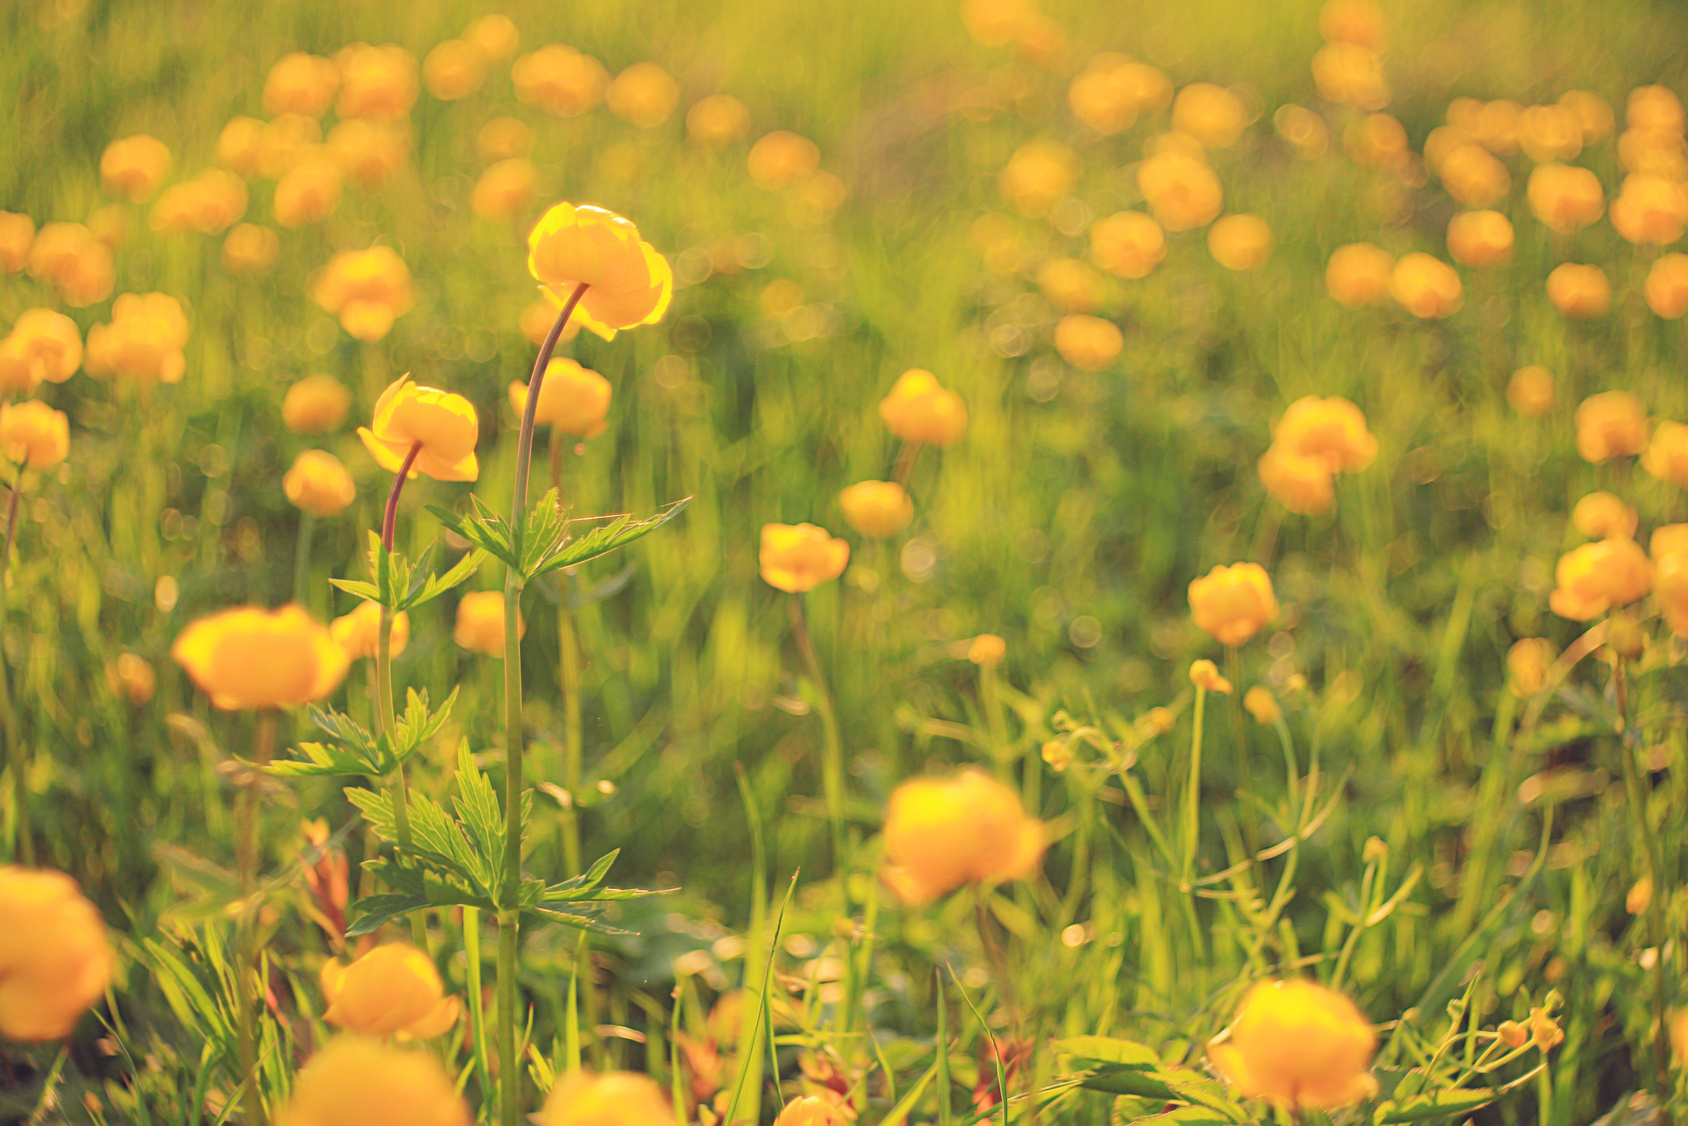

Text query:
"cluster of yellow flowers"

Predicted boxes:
[[1257, 396, 1379, 516]]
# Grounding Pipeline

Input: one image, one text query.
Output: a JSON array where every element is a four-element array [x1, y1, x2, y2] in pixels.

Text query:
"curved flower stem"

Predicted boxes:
[[500, 282, 589, 1126], [378, 443, 429, 950], [0, 477, 29, 864], [237, 709, 278, 1126], [789, 595, 846, 875]]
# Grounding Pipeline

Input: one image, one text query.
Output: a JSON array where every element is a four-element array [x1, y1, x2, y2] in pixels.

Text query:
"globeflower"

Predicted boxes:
[[99, 134, 172, 203], [1571, 491, 1638, 540], [285, 450, 357, 517], [1243, 686, 1281, 724], [106, 653, 157, 706], [999, 139, 1080, 218], [880, 770, 1044, 906], [273, 1036, 470, 1126], [172, 604, 349, 710], [284, 374, 352, 434], [1258, 444, 1336, 515], [221, 223, 280, 274], [1561, 90, 1615, 143], [509, 358, 612, 438], [838, 480, 914, 538], [1519, 104, 1584, 163], [1138, 148, 1223, 231], [464, 14, 520, 62], [607, 62, 680, 128], [1547, 263, 1610, 319], [1390, 253, 1463, 318], [264, 52, 341, 118], [1068, 54, 1146, 135], [1658, 555, 1688, 639], [1172, 83, 1247, 149], [26, 222, 114, 307], [1326, 243, 1395, 307], [879, 369, 968, 446], [326, 120, 411, 188], [772, 1096, 849, 1126], [148, 170, 248, 236], [454, 590, 523, 656], [1189, 658, 1234, 694], [1038, 258, 1101, 312], [1507, 366, 1555, 416], [1575, 391, 1647, 463], [0, 211, 34, 273], [1646, 253, 1688, 317], [1311, 42, 1389, 110], [1644, 420, 1688, 487], [471, 158, 538, 220], [1506, 638, 1556, 697], [1438, 143, 1510, 207], [1273, 395, 1378, 473], [215, 116, 266, 177], [1446, 210, 1514, 268], [760, 523, 850, 593], [1610, 174, 1688, 245], [540, 1072, 673, 1126], [335, 43, 419, 120], [1207, 214, 1273, 271], [687, 93, 751, 147], [422, 39, 488, 102], [359, 378, 479, 482], [0, 309, 81, 393], [84, 293, 192, 384], [321, 944, 460, 1039], [1207, 979, 1377, 1111], [1188, 562, 1277, 646], [526, 202, 673, 340], [273, 157, 343, 228], [0, 866, 115, 1041], [332, 602, 410, 661], [0, 401, 69, 471], [1548, 538, 1654, 620], [1053, 314, 1124, 370], [478, 116, 534, 162], [312, 246, 414, 342], [1090, 210, 1166, 278], [512, 44, 608, 117], [1652, 524, 1688, 563], [1526, 164, 1604, 234]]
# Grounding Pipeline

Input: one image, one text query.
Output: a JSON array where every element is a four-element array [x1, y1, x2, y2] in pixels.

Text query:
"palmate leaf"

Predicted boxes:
[[531, 496, 691, 579], [263, 741, 375, 779], [452, 741, 506, 896], [329, 532, 484, 612], [402, 547, 484, 610], [429, 496, 518, 570]]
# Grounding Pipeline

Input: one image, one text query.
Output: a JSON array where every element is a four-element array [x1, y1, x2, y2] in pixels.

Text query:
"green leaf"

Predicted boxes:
[[384, 687, 459, 769], [262, 741, 374, 779], [1372, 1067, 1545, 1124], [1127, 1105, 1250, 1126], [328, 578, 381, 601], [346, 787, 397, 841], [523, 906, 636, 935], [429, 497, 518, 570], [530, 497, 690, 579], [1054, 1037, 1164, 1070], [345, 892, 430, 938], [452, 741, 505, 897], [399, 548, 486, 611]]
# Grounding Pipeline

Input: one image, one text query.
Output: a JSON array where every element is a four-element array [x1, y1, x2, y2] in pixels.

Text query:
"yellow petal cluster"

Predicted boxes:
[[1574, 391, 1647, 463], [99, 134, 172, 203], [285, 450, 357, 517], [509, 358, 613, 438], [0, 309, 81, 393], [313, 246, 414, 342], [27, 222, 115, 307], [1188, 562, 1278, 647], [172, 604, 349, 710], [838, 480, 914, 539], [455, 590, 523, 656], [759, 523, 850, 593], [526, 203, 673, 341], [0, 866, 115, 1041], [879, 369, 968, 447], [284, 373, 353, 434], [881, 770, 1044, 906], [1548, 538, 1654, 620], [0, 401, 69, 470], [359, 378, 479, 482], [1208, 979, 1377, 1111], [540, 1071, 673, 1126], [85, 293, 192, 383], [321, 943, 460, 1039], [274, 1036, 470, 1126], [331, 602, 410, 662]]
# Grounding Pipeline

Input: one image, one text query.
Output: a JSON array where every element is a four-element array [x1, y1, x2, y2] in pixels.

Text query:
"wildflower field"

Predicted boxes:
[[5, 0, 1688, 1122]]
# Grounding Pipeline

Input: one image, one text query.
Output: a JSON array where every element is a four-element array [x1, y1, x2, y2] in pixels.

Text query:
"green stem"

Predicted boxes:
[[464, 907, 492, 1110], [237, 710, 278, 1126], [789, 594, 846, 877], [0, 478, 28, 863], [379, 444, 428, 950]]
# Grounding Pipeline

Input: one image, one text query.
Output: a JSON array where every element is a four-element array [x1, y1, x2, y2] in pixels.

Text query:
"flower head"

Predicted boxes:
[[1189, 659, 1234, 694], [423, 39, 488, 102], [687, 94, 751, 147], [1208, 214, 1273, 271], [607, 62, 680, 128], [0, 309, 81, 393], [760, 523, 850, 593], [335, 43, 419, 120], [1646, 253, 1688, 318], [285, 450, 357, 517], [513, 45, 608, 117], [1069, 54, 1170, 135], [148, 170, 248, 236], [539, 1071, 673, 1126], [471, 158, 538, 220], [1000, 139, 1080, 218], [478, 116, 534, 162], [1547, 263, 1610, 319], [1138, 149, 1223, 231], [773, 1096, 849, 1126], [358, 378, 479, 482], [284, 374, 353, 434], [1258, 444, 1336, 515], [1438, 143, 1510, 207], [1325, 243, 1394, 307], [1207, 979, 1377, 1111], [327, 120, 410, 188], [1312, 42, 1389, 109], [1571, 491, 1638, 540], [1446, 209, 1514, 268], [1526, 164, 1604, 234], [172, 605, 348, 710], [1644, 419, 1688, 487], [881, 771, 1044, 905], [1507, 638, 1556, 697], [454, 591, 523, 656], [879, 369, 968, 447], [1243, 686, 1281, 724], [27, 222, 114, 307], [1507, 366, 1555, 417], [1172, 83, 1247, 149], [331, 602, 409, 661], [313, 246, 413, 342], [1548, 538, 1654, 620], [967, 634, 1007, 666], [465, 15, 520, 61], [1053, 314, 1124, 370], [1090, 210, 1166, 278], [1611, 174, 1688, 245], [0, 866, 115, 1041], [321, 944, 460, 1040], [1575, 391, 1647, 463], [100, 135, 172, 203], [274, 157, 344, 229], [0, 211, 34, 273], [84, 293, 191, 384], [0, 400, 70, 470], [838, 480, 914, 539], [264, 52, 340, 117], [222, 223, 280, 274], [526, 203, 673, 340], [1273, 396, 1377, 473], [1189, 562, 1278, 646], [273, 1036, 470, 1126], [508, 358, 612, 438], [1390, 253, 1463, 318]]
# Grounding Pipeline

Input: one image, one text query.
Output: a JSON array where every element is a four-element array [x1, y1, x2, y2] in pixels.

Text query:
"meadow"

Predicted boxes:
[[2, 0, 1688, 1123]]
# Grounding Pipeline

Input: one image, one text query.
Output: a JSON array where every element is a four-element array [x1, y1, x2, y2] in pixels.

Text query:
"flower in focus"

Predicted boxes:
[[423, 39, 488, 102], [148, 170, 249, 236], [1053, 314, 1124, 370], [27, 222, 115, 307], [359, 378, 479, 482], [1507, 638, 1556, 697], [335, 43, 419, 120], [607, 62, 680, 128], [526, 202, 674, 340], [759, 523, 850, 593], [313, 246, 414, 342], [222, 223, 280, 274], [273, 1036, 470, 1126], [1644, 419, 1688, 487], [1446, 209, 1514, 267], [967, 634, 1007, 666], [1390, 253, 1463, 318], [1172, 82, 1248, 148], [321, 944, 460, 1040], [1546, 263, 1610, 319], [1325, 243, 1394, 307], [284, 374, 353, 434], [478, 116, 534, 162], [509, 358, 612, 438], [100, 135, 172, 203], [1507, 365, 1555, 417], [1575, 391, 1648, 463], [0, 309, 81, 393], [1188, 562, 1278, 646], [264, 52, 340, 117], [1208, 214, 1273, 271], [172, 605, 349, 710], [454, 591, 523, 656], [0, 211, 33, 273], [105, 653, 157, 706], [687, 94, 751, 147], [539, 1071, 673, 1126], [1000, 139, 1080, 218], [332, 602, 409, 662], [1243, 686, 1280, 724], [1138, 148, 1223, 231], [838, 480, 914, 539], [1572, 491, 1638, 540], [1090, 210, 1166, 278], [1548, 538, 1654, 620], [880, 770, 1044, 906], [285, 450, 357, 517], [1207, 979, 1377, 1111], [879, 369, 968, 447], [1189, 659, 1234, 695], [84, 293, 192, 384], [0, 866, 115, 1041], [1526, 164, 1604, 234], [471, 158, 538, 220], [1610, 174, 1688, 245], [0, 402, 69, 471], [1646, 253, 1688, 318], [512, 44, 608, 117]]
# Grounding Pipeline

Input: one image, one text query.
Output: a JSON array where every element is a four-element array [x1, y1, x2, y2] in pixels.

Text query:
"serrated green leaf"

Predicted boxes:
[[262, 742, 374, 779], [346, 787, 397, 842], [524, 906, 636, 935], [401, 548, 486, 611], [384, 686, 459, 768], [345, 892, 430, 938], [530, 497, 690, 579], [453, 741, 505, 896], [1055, 1037, 1164, 1070], [1129, 1105, 1249, 1126], [328, 578, 381, 601], [406, 791, 491, 895], [429, 498, 519, 569]]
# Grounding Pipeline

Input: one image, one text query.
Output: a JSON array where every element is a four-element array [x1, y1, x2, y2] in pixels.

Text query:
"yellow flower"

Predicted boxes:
[[216, 115, 266, 177], [1243, 686, 1280, 724], [331, 602, 410, 662], [539, 1071, 673, 1126], [1343, 113, 1407, 168], [321, 944, 460, 1040], [454, 590, 523, 656], [0, 866, 115, 1041], [172, 604, 348, 710], [838, 480, 914, 539], [464, 15, 520, 62], [1446, 209, 1514, 268], [1138, 148, 1223, 231], [1548, 538, 1654, 621], [1053, 313, 1124, 371], [1529, 1007, 1564, 1052], [471, 158, 538, 220], [512, 45, 608, 118], [1258, 444, 1336, 515], [1390, 253, 1463, 319], [422, 39, 488, 102], [1311, 43, 1389, 110], [687, 94, 751, 147], [1325, 243, 1394, 307], [879, 368, 968, 447], [1519, 104, 1584, 163], [1090, 210, 1166, 278], [327, 119, 411, 188], [773, 1095, 849, 1126], [881, 770, 1044, 906], [1571, 491, 1638, 539], [1320, 0, 1388, 47], [1506, 366, 1555, 417], [1208, 979, 1377, 1111], [1189, 659, 1234, 695], [284, 374, 353, 434], [0, 308, 81, 393], [1068, 54, 1149, 135], [1171, 83, 1247, 149], [521, 299, 581, 346], [149, 170, 249, 236], [526, 202, 674, 340], [106, 653, 157, 706], [1547, 263, 1610, 319], [222, 223, 280, 274], [1000, 139, 1080, 218], [1038, 257, 1102, 312], [273, 1036, 470, 1126], [1506, 638, 1555, 697], [759, 523, 850, 593], [1651, 524, 1688, 563], [274, 157, 343, 229], [607, 62, 680, 128], [1188, 562, 1278, 646], [1206, 214, 1272, 271], [967, 634, 1007, 666], [84, 293, 192, 384], [264, 52, 341, 118], [1526, 164, 1604, 234], [509, 358, 613, 438], [1628, 876, 1654, 915], [1575, 391, 1648, 463], [1275, 104, 1331, 159], [312, 246, 414, 343], [285, 450, 357, 517], [335, 43, 419, 120], [478, 116, 534, 162], [1659, 554, 1688, 639], [99, 134, 172, 203], [0, 400, 69, 473], [0, 211, 34, 273], [27, 222, 114, 307], [1646, 253, 1688, 318], [1273, 396, 1377, 474], [1438, 143, 1510, 207], [251, 114, 322, 179], [1560, 90, 1614, 143], [359, 378, 479, 483], [1644, 420, 1688, 487], [1610, 174, 1688, 245]]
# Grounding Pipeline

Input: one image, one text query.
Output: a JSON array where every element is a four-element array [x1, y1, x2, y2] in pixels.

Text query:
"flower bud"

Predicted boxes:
[[526, 202, 673, 340], [106, 653, 156, 706], [509, 358, 612, 438], [1189, 659, 1234, 694], [1497, 1021, 1528, 1049], [313, 247, 413, 343], [967, 634, 1007, 666], [322, 943, 460, 1039], [1506, 638, 1555, 697], [1243, 686, 1280, 724], [1138, 149, 1223, 231]]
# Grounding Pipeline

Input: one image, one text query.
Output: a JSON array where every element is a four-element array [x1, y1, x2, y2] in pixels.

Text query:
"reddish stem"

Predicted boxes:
[[382, 442, 424, 552]]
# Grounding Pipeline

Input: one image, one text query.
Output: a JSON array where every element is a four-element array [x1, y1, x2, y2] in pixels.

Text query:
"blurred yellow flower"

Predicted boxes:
[[172, 604, 349, 710], [1207, 214, 1273, 271], [1571, 491, 1638, 540], [149, 169, 249, 236], [1438, 143, 1510, 207], [313, 246, 414, 342], [521, 298, 581, 346], [264, 52, 340, 118], [1547, 262, 1610, 319], [1068, 53, 1159, 135], [332, 602, 409, 662], [216, 115, 266, 177], [1343, 112, 1407, 168], [335, 43, 419, 120], [838, 480, 914, 539], [759, 523, 849, 593], [464, 14, 520, 61], [1506, 638, 1556, 697], [1171, 82, 1247, 149], [1258, 444, 1336, 515], [284, 374, 353, 435], [879, 368, 968, 447], [1575, 390, 1648, 463], [1659, 555, 1688, 639], [327, 119, 411, 188], [773, 1096, 848, 1126], [455, 591, 522, 656], [1138, 148, 1223, 231], [1037, 257, 1102, 312], [1548, 538, 1653, 620], [273, 1036, 470, 1126], [881, 770, 1043, 906], [1644, 420, 1688, 487], [423, 39, 487, 102], [99, 134, 172, 203], [967, 634, 1007, 666], [687, 93, 751, 147], [1000, 138, 1080, 218], [1090, 210, 1166, 278], [607, 62, 680, 128], [1646, 253, 1688, 318], [285, 450, 357, 517], [1275, 104, 1330, 159], [1312, 42, 1389, 110], [274, 156, 344, 228], [1273, 395, 1378, 473], [0, 211, 33, 273], [84, 293, 192, 384], [1243, 686, 1280, 724], [1188, 562, 1277, 646], [477, 116, 534, 163], [748, 130, 822, 189], [1053, 313, 1124, 371], [0, 400, 69, 470], [527, 202, 674, 340], [1506, 365, 1555, 417], [540, 1071, 673, 1126], [359, 378, 480, 482], [106, 652, 157, 706], [27, 221, 115, 307], [1208, 979, 1377, 1111], [0, 866, 115, 1042], [1610, 174, 1688, 245], [1560, 90, 1615, 143], [471, 158, 539, 220], [1651, 524, 1688, 562], [509, 358, 612, 438], [1189, 659, 1234, 695], [1629, 85, 1685, 134], [1319, 0, 1388, 48], [513, 44, 608, 117], [0, 308, 81, 393], [322, 943, 460, 1040], [1519, 104, 1584, 163], [1325, 243, 1394, 307], [221, 223, 280, 274], [1389, 252, 1463, 319], [1446, 209, 1513, 268]]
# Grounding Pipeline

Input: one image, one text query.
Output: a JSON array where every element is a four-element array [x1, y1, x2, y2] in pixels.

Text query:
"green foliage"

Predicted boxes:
[[428, 491, 690, 584], [267, 686, 459, 779], [329, 531, 484, 610]]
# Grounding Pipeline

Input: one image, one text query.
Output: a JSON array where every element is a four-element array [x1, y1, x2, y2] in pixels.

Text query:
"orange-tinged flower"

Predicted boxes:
[[960, 0, 1038, 46], [332, 602, 409, 662], [359, 378, 479, 483], [526, 202, 673, 340], [26, 222, 114, 307], [0, 211, 34, 273], [1507, 638, 1556, 697], [1446, 209, 1513, 268], [1258, 444, 1336, 515], [1547, 263, 1610, 319], [1273, 395, 1378, 473], [99, 134, 172, 203], [423, 39, 488, 102], [839, 480, 914, 539], [252, 114, 324, 179], [84, 293, 192, 384], [216, 116, 266, 177], [540, 1071, 673, 1126], [1628, 85, 1686, 134], [520, 298, 581, 346], [326, 119, 411, 188], [1344, 113, 1407, 167], [1000, 138, 1080, 218], [760, 523, 849, 593], [687, 93, 751, 147], [509, 358, 612, 438], [1548, 538, 1654, 620], [1207, 980, 1377, 1111], [1320, 0, 1388, 47], [106, 653, 157, 706], [1438, 143, 1510, 207], [0, 309, 81, 393], [879, 368, 968, 447], [967, 634, 1007, 666], [1473, 99, 1525, 154], [1560, 90, 1615, 144], [274, 157, 343, 228], [1644, 420, 1688, 487], [465, 15, 520, 61], [1243, 686, 1281, 724], [471, 158, 538, 220], [1090, 210, 1166, 278], [478, 116, 534, 163], [149, 169, 248, 236], [1053, 313, 1124, 371], [1275, 104, 1330, 159], [264, 52, 341, 118], [1519, 104, 1584, 163], [0, 866, 115, 1041], [1189, 658, 1234, 694], [1208, 214, 1273, 271], [512, 44, 608, 117], [313, 247, 414, 343], [1188, 562, 1277, 646], [172, 605, 349, 710], [0, 401, 69, 470], [1172, 83, 1247, 149], [607, 62, 680, 128], [283, 374, 352, 435], [1507, 365, 1555, 417], [1572, 491, 1638, 540], [1326, 243, 1394, 307], [1390, 253, 1462, 318], [1138, 148, 1223, 231], [1646, 253, 1688, 318], [881, 770, 1043, 906], [222, 223, 280, 274], [1651, 524, 1688, 562], [746, 130, 824, 192], [1068, 53, 1156, 135], [1659, 555, 1688, 639], [335, 43, 419, 120], [273, 1036, 470, 1126], [1311, 43, 1389, 110], [321, 944, 460, 1040], [772, 1095, 848, 1126], [1575, 390, 1648, 462], [285, 450, 357, 517], [1038, 257, 1101, 312], [454, 590, 523, 656], [1610, 174, 1688, 245]]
